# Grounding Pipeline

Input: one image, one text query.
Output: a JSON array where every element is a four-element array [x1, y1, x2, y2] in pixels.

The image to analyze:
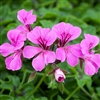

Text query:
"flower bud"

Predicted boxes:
[[54, 68, 65, 82]]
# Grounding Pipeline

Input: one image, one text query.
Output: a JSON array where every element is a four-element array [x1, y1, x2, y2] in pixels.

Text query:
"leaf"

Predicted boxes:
[[28, 71, 36, 83], [75, 74, 92, 88], [0, 95, 14, 100], [40, 20, 54, 28], [58, 82, 64, 94]]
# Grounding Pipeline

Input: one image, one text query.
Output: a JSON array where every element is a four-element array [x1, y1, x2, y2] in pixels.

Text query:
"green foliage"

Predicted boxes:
[[0, 0, 100, 100]]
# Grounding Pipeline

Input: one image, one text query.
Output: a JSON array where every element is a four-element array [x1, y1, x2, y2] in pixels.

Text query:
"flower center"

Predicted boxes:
[[59, 33, 71, 47], [58, 76, 64, 82], [38, 37, 49, 50]]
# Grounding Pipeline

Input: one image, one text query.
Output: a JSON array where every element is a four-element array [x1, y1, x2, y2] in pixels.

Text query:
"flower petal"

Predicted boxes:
[[66, 50, 78, 67], [23, 46, 42, 59], [84, 61, 96, 76], [27, 26, 41, 44], [17, 9, 36, 25], [91, 54, 100, 68], [84, 34, 99, 48], [5, 52, 22, 71], [44, 51, 56, 65], [67, 44, 83, 57], [32, 53, 45, 71], [56, 47, 66, 62], [0, 43, 14, 57]]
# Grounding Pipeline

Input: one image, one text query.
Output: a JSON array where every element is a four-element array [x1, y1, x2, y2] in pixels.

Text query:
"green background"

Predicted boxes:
[[0, 0, 100, 100]]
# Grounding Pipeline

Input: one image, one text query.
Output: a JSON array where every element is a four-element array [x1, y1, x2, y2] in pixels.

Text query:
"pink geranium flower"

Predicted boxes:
[[0, 29, 26, 71], [80, 34, 100, 75], [51, 22, 82, 66], [54, 68, 65, 82], [23, 26, 57, 71], [80, 34, 99, 54], [17, 9, 36, 25]]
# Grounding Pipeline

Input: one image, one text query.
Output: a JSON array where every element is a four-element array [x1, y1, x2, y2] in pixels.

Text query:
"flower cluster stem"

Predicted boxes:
[[65, 86, 80, 100], [26, 67, 50, 100]]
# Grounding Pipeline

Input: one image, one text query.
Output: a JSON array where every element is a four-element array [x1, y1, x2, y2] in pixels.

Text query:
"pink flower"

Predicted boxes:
[[80, 34, 100, 75], [54, 68, 65, 82], [17, 9, 36, 25], [51, 22, 82, 66], [16, 25, 30, 40], [83, 54, 100, 75], [0, 29, 25, 71], [80, 34, 99, 54], [23, 26, 57, 71]]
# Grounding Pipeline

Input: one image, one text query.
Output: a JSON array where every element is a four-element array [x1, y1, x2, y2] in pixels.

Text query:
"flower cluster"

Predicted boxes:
[[0, 9, 100, 82]]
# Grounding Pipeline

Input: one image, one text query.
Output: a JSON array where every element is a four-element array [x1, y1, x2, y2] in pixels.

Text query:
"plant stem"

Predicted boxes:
[[65, 86, 80, 100], [26, 67, 50, 100], [18, 71, 27, 90], [81, 87, 92, 98]]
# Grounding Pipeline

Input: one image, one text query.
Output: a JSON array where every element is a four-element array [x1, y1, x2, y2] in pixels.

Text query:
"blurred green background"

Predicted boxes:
[[0, 0, 100, 100]]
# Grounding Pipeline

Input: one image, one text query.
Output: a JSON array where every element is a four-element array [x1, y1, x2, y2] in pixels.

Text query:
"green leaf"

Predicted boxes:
[[0, 95, 14, 100], [75, 74, 92, 88], [40, 20, 54, 28], [58, 82, 64, 94]]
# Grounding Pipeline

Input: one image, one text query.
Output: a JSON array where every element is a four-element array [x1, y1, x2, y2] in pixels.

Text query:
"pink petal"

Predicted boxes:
[[91, 54, 100, 68], [27, 26, 41, 44], [84, 61, 96, 76], [23, 46, 42, 59], [5, 52, 22, 71], [56, 47, 66, 62], [52, 22, 67, 39], [66, 25, 81, 41], [0, 43, 14, 57], [44, 51, 56, 65], [17, 9, 36, 25], [84, 34, 99, 48], [66, 50, 78, 67], [67, 44, 83, 57], [32, 53, 45, 71]]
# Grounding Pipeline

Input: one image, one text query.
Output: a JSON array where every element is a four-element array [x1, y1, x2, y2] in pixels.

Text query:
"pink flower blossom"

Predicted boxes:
[[23, 26, 57, 71], [0, 29, 25, 71], [80, 34, 99, 54], [51, 22, 82, 66], [80, 34, 100, 75], [54, 68, 65, 82], [16, 25, 30, 40], [17, 9, 36, 25]]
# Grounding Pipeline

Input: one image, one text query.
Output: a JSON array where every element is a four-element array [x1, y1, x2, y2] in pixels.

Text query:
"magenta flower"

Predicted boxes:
[[17, 9, 36, 25], [23, 26, 57, 71], [54, 68, 65, 82], [80, 34, 99, 54], [0, 29, 25, 71], [80, 34, 100, 75], [51, 22, 82, 66]]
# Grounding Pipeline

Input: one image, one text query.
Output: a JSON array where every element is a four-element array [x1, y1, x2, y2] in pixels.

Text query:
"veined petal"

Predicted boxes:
[[7, 29, 20, 45], [0, 43, 14, 57], [27, 26, 41, 44], [84, 34, 99, 48], [52, 22, 66, 39], [17, 9, 36, 25], [44, 51, 56, 65], [67, 25, 81, 41], [32, 53, 45, 71], [66, 50, 78, 67], [91, 54, 100, 68], [56, 47, 66, 62], [84, 61, 96, 76], [23, 46, 42, 59]]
